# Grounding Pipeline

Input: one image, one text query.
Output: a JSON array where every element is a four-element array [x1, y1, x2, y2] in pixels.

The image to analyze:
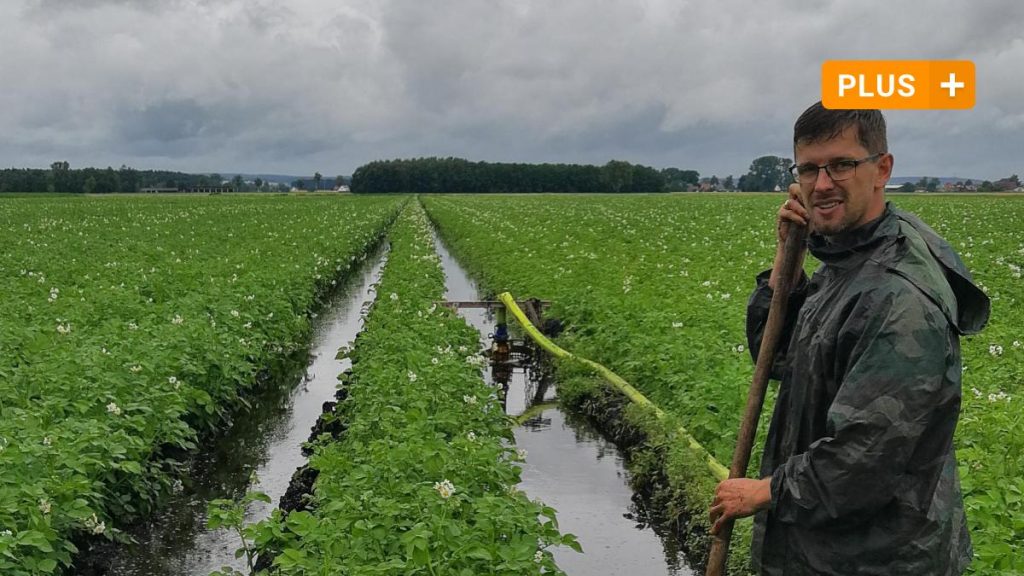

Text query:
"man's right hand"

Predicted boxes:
[[769, 184, 808, 290], [777, 183, 808, 244]]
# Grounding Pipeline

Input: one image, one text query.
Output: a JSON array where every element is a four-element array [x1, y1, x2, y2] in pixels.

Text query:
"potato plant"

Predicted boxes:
[[0, 194, 402, 574]]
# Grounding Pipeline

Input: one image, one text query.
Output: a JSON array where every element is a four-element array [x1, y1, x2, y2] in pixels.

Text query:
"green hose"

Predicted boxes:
[[499, 292, 729, 482]]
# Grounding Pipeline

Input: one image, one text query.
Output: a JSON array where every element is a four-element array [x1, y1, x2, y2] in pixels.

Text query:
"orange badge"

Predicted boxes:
[[821, 60, 975, 110]]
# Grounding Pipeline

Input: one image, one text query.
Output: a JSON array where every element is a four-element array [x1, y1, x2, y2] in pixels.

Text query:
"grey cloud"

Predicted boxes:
[[1, 0, 1022, 178], [116, 99, 222, 143]]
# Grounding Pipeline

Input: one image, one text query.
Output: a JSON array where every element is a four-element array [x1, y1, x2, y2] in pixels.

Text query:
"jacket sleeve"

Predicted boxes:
[[769, 284, 960, 528], [746, 268, 809, 380]]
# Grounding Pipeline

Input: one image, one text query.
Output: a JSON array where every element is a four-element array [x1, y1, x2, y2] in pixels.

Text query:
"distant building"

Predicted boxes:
[[188, 186, 235, 194], [140, 187, 179, 193], [334, 184, 351, 192]]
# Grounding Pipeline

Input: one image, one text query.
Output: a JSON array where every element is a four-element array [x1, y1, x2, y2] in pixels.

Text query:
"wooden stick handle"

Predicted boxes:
[[704, 221, 807, 576]]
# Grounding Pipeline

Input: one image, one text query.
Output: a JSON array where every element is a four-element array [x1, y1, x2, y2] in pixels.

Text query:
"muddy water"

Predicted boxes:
[[433, 233, 693, 576], [104, 248, 387, 575]]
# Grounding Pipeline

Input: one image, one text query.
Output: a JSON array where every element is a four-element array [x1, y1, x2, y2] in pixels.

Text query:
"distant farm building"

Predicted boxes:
[[140, 186, 236, 193], [188, 186, 235, 194]]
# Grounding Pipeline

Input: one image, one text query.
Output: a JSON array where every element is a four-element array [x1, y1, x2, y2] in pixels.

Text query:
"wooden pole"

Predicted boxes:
[[704, 222, 807, 576]]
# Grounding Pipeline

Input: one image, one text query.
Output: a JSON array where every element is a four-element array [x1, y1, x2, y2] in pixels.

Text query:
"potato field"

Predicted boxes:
[[1, 193, 1020, 575]]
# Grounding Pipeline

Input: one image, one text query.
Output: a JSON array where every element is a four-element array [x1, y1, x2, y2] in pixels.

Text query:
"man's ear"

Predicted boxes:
[[875, 153, 894, 188]]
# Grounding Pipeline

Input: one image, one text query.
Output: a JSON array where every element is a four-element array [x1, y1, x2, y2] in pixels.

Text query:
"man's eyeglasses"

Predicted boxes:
[[789, 153, 882, 184]]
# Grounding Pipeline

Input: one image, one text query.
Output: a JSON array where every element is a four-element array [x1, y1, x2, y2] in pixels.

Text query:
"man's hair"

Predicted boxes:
[[793, 101, 888, 154]]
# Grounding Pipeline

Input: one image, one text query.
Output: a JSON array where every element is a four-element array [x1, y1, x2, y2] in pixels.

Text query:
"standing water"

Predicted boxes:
[[102, 248, 387, 575], [432, 232, 693, 576]]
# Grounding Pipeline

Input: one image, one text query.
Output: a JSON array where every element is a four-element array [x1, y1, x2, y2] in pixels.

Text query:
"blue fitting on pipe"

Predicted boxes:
[[493, 323, 509, 343]]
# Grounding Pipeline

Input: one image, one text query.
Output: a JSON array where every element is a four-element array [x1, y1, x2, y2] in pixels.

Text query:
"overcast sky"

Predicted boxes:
[[2, 0, 1022, 180]]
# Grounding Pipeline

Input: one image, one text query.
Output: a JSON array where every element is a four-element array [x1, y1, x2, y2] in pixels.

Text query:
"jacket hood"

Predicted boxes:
[[892, 208, 991, 335]]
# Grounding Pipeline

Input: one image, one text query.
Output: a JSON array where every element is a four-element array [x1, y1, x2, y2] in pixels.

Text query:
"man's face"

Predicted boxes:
[[793, 126, 892, 236]]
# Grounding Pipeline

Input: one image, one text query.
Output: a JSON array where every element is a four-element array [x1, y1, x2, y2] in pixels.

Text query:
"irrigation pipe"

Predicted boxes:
[[498, 292, 729, 482]]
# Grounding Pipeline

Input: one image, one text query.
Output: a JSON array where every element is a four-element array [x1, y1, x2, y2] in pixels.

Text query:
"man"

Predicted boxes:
[[708, 101, 990, 575]]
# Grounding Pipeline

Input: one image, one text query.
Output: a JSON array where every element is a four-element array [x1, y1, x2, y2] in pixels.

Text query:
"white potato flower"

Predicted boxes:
[[433, 479, 455, 499]]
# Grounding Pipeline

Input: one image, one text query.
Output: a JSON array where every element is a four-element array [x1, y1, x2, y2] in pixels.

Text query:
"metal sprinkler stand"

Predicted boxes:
[[437, 298, 552, 410]]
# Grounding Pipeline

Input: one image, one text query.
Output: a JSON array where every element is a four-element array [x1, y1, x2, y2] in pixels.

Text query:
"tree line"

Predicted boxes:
[[348, 156, 805, 194], [897, 175, 1021, 193], [0, 163, 239, 194], [0, 163, 312, 194], [350, 158, 670, 194]]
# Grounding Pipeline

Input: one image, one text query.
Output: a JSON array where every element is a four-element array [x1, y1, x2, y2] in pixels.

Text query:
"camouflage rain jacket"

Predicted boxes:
[[746, 204, 990, 575]]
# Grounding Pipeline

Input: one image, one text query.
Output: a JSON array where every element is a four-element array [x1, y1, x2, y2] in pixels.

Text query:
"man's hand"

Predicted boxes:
[[708, 477, 772, 535], [769, 183, 808, 290], [777, 183, 809, 245]]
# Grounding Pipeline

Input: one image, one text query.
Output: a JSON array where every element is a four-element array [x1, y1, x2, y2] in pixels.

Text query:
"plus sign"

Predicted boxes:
[[940, 72, 965, 98]]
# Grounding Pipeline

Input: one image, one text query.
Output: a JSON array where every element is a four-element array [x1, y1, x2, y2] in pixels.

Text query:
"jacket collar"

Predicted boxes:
[[807, 204, 897, 264]]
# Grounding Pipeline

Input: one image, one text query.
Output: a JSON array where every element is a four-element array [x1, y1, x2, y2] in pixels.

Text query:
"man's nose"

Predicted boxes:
[[814, 167, 835, 191]]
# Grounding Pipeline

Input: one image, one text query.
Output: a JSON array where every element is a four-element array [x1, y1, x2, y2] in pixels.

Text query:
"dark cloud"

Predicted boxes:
[[1, 0, 1022, 178], [115, 99, 220, 143]]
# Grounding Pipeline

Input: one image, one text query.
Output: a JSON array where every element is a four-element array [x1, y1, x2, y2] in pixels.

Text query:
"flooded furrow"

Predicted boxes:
[[432, 231, 693, 576], [101, 247, 387, 575]]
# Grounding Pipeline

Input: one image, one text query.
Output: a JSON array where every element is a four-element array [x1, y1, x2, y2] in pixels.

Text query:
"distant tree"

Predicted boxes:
[[231, 174, 244, 191], [91, 167, 120, 194], [723, 175, 734, 191], [915, 177, 930, 190], [313, 172, 323, 191], [899, 182, 915, 192], [293, 179, 306, 191], [334, 175, 347, 189], [48, 161, 71, 193], [709, 175, 720, 190], [979, 180, 994, 192], [964, 179, 973, 187], [994, 174, 1021, 191], [661, 167, 699, 190], [254, 177, 264, 190], [117, 165, 139, 193], [630, 164, 665, 192], [600, 160, 634, 193], [926, 177, 940, 192], [741, 155, 792, 191]]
